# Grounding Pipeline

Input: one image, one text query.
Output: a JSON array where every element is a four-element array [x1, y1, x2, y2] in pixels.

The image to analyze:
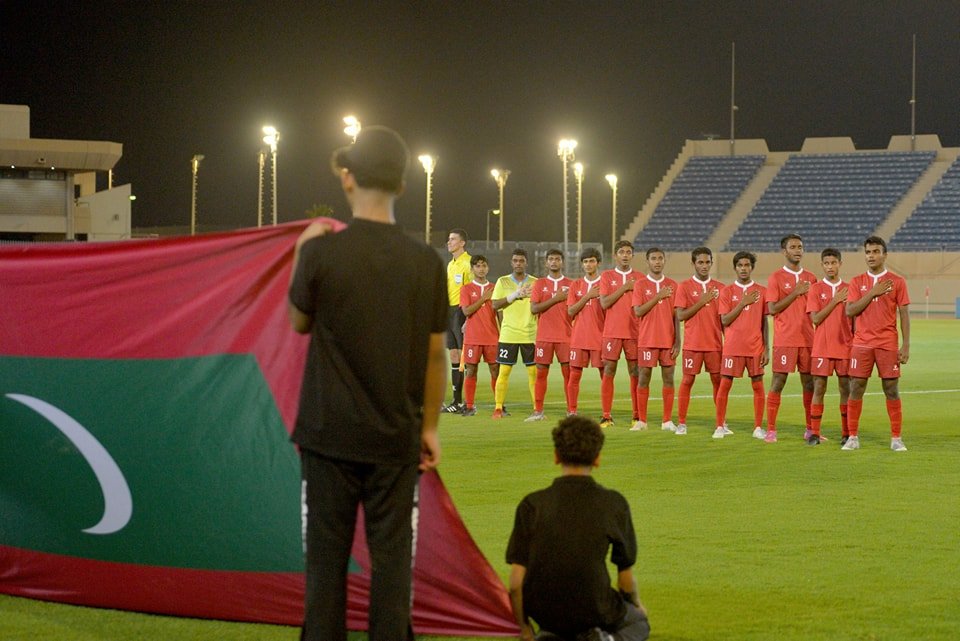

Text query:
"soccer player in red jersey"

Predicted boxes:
[[674, 247, 724, 436], [713, 251, 769, 440], [527, 249, 573, 422], [631, 247, 679, 432], [599, 241, 642, 428], [460, 255, 500, 416], [805, 248, 852, 445], [566, 247, 606, 416], [764, 234, 818, 443], [843, 236, 910, 452]]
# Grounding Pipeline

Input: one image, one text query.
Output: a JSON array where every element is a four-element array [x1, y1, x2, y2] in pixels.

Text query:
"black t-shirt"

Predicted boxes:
[[289, 218, 447, 465], [506, 475, 637, 637]]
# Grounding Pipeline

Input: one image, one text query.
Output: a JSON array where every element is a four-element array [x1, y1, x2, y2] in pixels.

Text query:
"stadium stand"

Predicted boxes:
[[633, 154, 765, 251], [890, 158, 960, 251], [725, 151, 936, 251]]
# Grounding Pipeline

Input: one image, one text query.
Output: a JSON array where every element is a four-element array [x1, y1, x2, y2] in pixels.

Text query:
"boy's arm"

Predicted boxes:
[[616, 567, 648, 617], [899, 304, 910, 364], [418, 332, 446, 471], [509, 564, 535, 641]]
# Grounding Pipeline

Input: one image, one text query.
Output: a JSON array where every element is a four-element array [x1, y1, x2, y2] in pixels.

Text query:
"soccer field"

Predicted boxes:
[[2, 319, 958, 640]]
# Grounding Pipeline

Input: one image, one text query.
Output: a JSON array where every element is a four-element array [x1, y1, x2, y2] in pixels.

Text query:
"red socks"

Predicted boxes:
[[601, 374, 614, 418], [803, 390, 813, 429], [678, 374, 695, 423], [464, 375, 477, 409], [887, 399, 903, 438], [629, 374, 639, 419], [810, 403, 824, 436], [847, 399, 863, 436], [534, 367, 549, 412], [662, 386, 674, 423], [766, 391, 781, 432], [636, 386, 649, 422], [567, 367, 583, 414], [716, 377, 733, 426], [752, 379, 765, 427]]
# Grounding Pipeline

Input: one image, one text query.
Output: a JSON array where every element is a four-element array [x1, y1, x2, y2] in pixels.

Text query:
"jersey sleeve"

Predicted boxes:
[[609, 493, 638, 571], [504, 498, 533, 566], [492, 278, 507, 300], [765, 273, 781, 303], [805, 286, 821, 314], [895, 277, 911, 307], [288, 238, 320, 316], [674, 282, 690, 309], [530, 278, 546, 304]]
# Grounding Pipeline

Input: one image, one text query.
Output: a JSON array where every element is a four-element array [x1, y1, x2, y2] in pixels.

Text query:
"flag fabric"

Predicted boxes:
[[0, 222, 517, 636]]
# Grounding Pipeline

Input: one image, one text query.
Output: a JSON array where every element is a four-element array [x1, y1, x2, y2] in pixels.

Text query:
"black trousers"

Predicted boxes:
[[300, 450, 419, 641], [536, 604, 650, 641]]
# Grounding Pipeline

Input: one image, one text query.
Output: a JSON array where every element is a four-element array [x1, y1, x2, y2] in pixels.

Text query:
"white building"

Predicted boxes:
[[0, 104, 128, 241]]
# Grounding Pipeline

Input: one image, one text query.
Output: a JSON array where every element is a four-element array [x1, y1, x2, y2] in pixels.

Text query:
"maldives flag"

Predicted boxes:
[[0, 222, 517, 636]]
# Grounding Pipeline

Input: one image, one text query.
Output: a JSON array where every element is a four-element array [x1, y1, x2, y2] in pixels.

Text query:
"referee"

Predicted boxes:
[[444, 228, 471, 412]]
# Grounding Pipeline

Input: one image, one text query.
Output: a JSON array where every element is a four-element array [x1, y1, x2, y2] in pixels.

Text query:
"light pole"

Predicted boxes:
[[557, 138, 577, 252], [257, 149, 266, 227], [419, 154, 436, 245], [605, 174, 618, 257], [486, 208, 500, 245], [262, 126, 279, 225], [573, 162, 584, 251], [343, 115, 361, 142], [490, 168, 510, 249], [190, 154, 204, 236]]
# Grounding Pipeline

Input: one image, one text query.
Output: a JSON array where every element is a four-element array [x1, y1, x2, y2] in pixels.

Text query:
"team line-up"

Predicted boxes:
[[443, 231, 910, 452]]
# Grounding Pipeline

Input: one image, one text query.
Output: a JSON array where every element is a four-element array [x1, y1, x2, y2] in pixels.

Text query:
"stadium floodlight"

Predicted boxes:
[[606, 174, 618, 255], [557, 138, 577, 252], [419, 154, 436, 244], [262, 126, 279, 225], [490, 168, 510, 249], [343, 115, 361, 142]]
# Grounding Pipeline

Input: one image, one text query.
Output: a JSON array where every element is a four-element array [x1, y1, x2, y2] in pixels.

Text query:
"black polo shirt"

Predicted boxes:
[[289, 218, 447, 465], [506, 475, 637, 638]]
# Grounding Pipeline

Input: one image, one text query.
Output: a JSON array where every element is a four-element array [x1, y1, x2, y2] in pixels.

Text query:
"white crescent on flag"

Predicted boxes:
[[5, 393, 133, 535]]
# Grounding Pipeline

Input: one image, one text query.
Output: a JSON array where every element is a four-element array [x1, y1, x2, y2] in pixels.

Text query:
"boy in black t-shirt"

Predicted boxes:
[[506, 416, 650, 641]]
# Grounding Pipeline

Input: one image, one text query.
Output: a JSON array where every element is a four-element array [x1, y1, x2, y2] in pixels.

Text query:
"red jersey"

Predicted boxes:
[[719, 280, 767, 357], [806, 279, 853, 360], [766, 266, 817, 348], [847, 270, 910, 351], [567, 276, 605, 350], [531, 275, 573, 342], [600, 268, 641, 339], [675, 276, 724, 352], [460, 281, 499, 346], [632, 274, 678, 348]]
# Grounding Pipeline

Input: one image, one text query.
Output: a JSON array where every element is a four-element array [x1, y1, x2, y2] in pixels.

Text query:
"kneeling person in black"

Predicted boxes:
[[506, 416, 650, 641]]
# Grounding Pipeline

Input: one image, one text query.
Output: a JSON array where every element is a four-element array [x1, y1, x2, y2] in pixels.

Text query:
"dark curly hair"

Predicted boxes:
[[552, 416, 605, 466]]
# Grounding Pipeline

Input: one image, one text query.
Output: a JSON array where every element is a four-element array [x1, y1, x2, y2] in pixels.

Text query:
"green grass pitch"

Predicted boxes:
[[2, 319, 958, 640]]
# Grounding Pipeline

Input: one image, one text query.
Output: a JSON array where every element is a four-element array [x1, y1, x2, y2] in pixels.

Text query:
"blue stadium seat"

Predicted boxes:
[[634, 155, 765, 251]]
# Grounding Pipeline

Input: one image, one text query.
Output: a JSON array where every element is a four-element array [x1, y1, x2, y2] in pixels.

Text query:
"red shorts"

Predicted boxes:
[[810, 355, 850, 377], [849, 345, 901, 379], [682, 350, 722, 375], [721, 355, 764, 378], [569, 347, 603, 369], [463, 344, 497, 365], [535, 341, 570, 365], [772, 346, 812, 374], [602, 338, 638, 362], [637, 347, 675, 368]]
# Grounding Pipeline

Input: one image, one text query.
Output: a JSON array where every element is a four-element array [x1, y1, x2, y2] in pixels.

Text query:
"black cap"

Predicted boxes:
[[331, 125, 409, 193]]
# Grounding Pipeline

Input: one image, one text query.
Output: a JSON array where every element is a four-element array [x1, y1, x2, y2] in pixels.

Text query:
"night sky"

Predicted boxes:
[[2, 1, 958, 244]]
